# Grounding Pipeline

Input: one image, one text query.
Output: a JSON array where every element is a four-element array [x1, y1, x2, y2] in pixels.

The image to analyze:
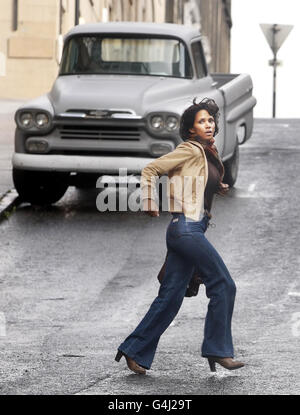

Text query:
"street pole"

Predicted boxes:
[[272, 52, 277, 118], [271, 24, 280, 119]]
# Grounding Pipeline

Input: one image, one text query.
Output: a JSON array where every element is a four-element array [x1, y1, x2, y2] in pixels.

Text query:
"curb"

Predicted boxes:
[[0, 189, 20, 221]]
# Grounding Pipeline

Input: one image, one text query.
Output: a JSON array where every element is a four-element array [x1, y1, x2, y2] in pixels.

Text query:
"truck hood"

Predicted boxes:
[[49, 75, 194, 116]]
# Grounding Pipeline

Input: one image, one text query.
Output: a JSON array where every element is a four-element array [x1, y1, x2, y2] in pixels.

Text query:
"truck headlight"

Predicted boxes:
[[20, 112, 34, 128], [151, 115, 164, 130], [165, 116, 178, 131], [35, 112, 50, 128], [16, 109, 52, 131], [148, 113, 179, 134]]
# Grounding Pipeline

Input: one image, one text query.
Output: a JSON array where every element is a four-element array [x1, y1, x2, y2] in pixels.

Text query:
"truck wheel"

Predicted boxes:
[[74, 173, 99, 189], [223, 144, 239, 187], [13, 169, 69, 206]]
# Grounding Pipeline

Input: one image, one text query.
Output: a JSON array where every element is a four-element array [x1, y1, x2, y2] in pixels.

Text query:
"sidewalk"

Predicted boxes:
[[0, 98, 26, 115], [0, 98, 26, 216]]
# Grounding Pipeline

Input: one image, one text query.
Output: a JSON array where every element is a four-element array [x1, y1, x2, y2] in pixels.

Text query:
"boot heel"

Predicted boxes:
[[208, 358, 216, 372], [115, 350, 123, 362]]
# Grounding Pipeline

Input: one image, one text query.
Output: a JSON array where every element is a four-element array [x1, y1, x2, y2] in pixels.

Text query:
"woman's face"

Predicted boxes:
[[189, 109, 216, 142]]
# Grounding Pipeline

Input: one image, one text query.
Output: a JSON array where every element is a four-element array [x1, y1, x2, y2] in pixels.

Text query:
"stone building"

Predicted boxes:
[[0, 0, 232, 99], [198, 0, 232, 73]]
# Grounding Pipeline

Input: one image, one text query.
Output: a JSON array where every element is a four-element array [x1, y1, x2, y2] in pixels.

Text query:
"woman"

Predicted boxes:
[[115, 98, 244, 374]]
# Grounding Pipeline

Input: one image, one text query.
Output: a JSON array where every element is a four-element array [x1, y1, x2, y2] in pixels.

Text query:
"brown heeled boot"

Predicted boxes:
[[207, 357, 245, 372], [115, 350, 146, 375]]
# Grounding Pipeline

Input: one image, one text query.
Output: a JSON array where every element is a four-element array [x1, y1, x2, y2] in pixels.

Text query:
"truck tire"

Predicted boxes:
[[13, 169, 69, 206], [223, 143, 239, 187], [74, 173, 99, 189]]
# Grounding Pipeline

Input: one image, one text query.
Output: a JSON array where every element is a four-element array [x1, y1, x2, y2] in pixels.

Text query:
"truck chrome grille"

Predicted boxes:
[[58, 125, 141, 141]]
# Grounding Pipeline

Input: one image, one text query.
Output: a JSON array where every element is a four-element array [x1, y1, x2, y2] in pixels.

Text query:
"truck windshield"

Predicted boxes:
[[59, 36, 193, 79]]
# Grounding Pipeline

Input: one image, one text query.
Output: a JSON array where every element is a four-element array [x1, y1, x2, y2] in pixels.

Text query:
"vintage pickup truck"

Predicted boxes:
[[12, 22, 256, 205]]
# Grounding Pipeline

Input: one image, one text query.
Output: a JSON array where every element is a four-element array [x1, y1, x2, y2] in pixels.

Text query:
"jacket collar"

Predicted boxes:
[[186, 139, 205, 151], [186, 140, 203, 148]]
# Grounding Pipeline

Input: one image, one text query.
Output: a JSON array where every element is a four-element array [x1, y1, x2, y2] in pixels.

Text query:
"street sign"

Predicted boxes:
[[260, 24, 293, 55], [260, 23, 293, 118], [268, 59, 282, 67]]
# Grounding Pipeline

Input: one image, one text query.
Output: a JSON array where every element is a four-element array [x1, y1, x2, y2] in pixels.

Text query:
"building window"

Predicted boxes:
[[191, 41, 207, 79], [12, 0, 18, 31]]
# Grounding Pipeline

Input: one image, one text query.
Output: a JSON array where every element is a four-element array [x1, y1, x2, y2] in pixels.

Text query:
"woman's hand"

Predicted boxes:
[[217, 182, 230, 195], [220, 182, 229, 191], [142, 198, 160, 217]]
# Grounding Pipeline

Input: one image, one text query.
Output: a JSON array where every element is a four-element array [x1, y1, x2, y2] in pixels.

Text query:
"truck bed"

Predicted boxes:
[[211, 72, 257, 152], [211, 73, 240, 88]]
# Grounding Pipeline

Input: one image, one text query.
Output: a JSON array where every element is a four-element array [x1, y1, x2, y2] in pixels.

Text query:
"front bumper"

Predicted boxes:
[[12, 152, 156, 174]]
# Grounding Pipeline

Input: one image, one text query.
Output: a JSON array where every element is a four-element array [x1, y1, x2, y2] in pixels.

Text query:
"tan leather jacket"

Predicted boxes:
[[141, 139, 208, 221]]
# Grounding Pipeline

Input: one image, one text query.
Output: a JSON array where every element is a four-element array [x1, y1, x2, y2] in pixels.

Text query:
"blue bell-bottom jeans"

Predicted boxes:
[[117, 212, 236, 370]]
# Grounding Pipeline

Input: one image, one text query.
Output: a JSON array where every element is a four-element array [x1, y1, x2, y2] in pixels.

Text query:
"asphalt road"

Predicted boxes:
[[0, 118, 300, 395]]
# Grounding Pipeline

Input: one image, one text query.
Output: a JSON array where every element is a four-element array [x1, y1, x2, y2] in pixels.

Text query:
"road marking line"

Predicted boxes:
[[291, 312, 300, 337], [0, 312, 6, 337], [288, 292, 300, 297], [248, 183, 256, 192]]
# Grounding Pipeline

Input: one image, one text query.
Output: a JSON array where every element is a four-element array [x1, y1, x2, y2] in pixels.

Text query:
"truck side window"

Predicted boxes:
[[191, 41, 207, 79]]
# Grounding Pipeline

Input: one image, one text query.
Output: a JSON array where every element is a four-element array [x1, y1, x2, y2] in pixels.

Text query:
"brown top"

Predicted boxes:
[[204, 153, 222, 213]]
